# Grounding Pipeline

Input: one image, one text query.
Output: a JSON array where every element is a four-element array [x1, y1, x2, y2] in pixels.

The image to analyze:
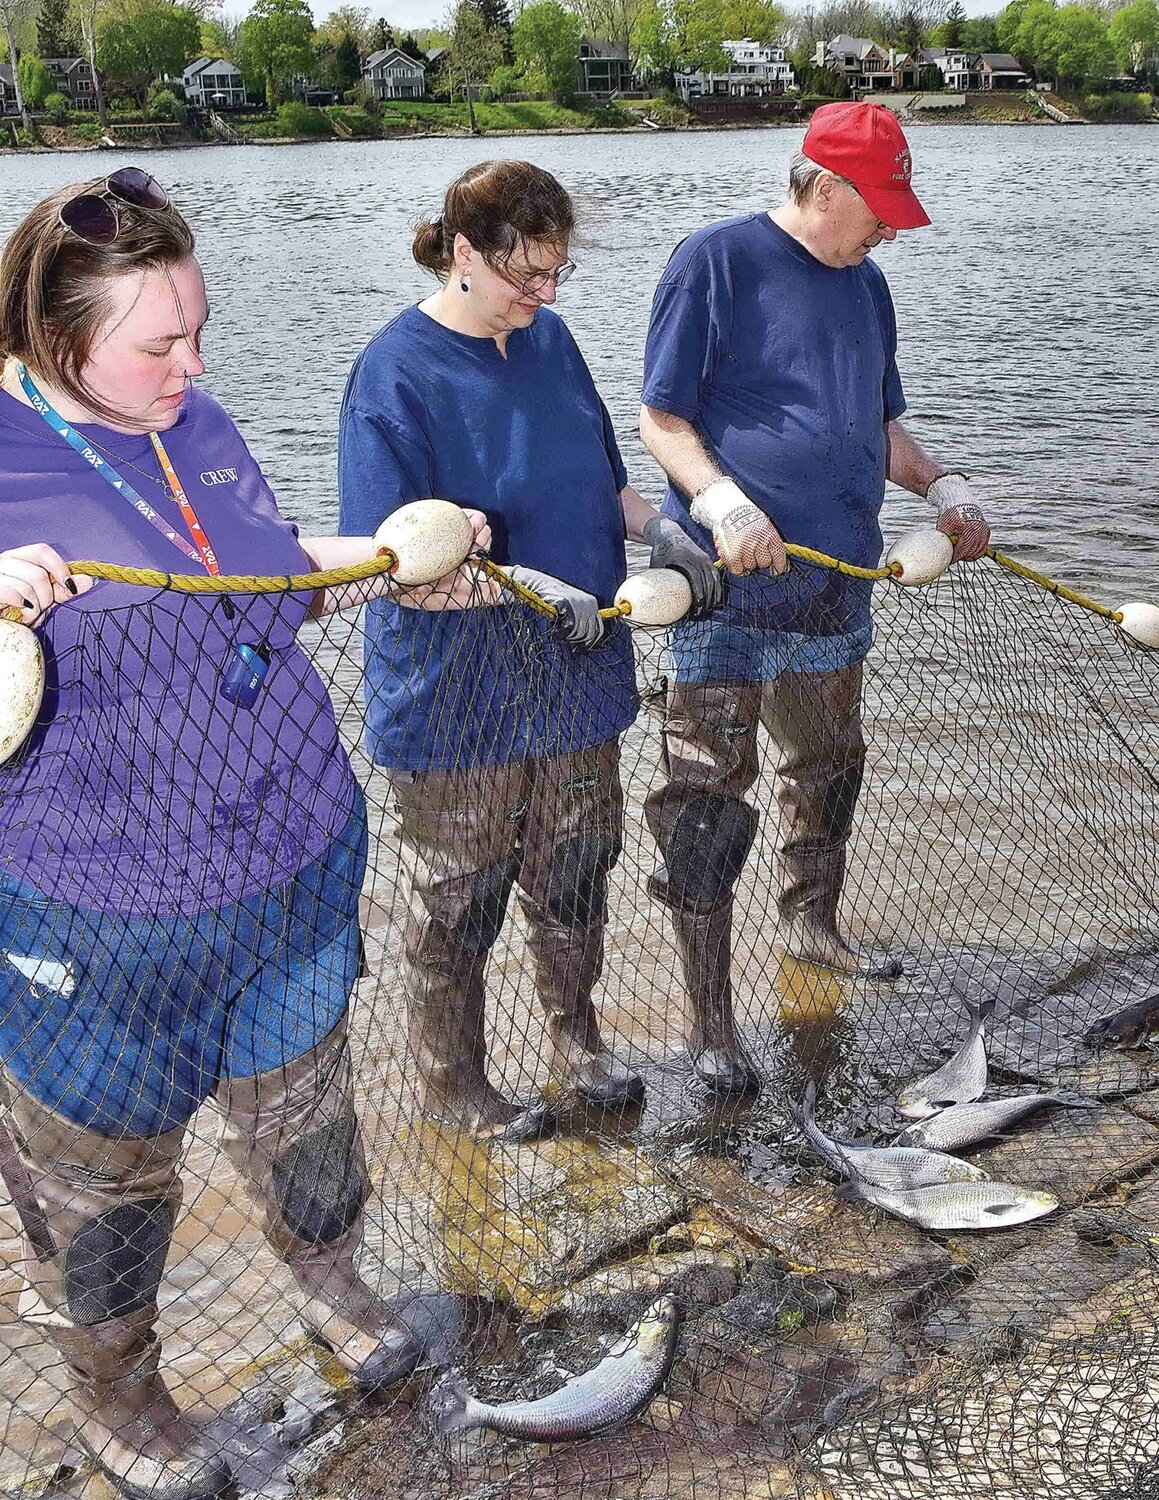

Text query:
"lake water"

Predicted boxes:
[[2, 124, 1157, 603]]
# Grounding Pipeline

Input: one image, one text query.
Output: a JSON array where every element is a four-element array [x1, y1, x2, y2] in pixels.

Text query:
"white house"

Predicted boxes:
[[675, 39, 795, 102], [182, 58, 247, 109], [363, 47, 425, 100]]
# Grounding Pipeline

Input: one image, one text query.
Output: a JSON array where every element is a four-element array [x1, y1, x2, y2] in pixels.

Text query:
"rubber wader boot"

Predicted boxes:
[[404, 956, 555, 1144], [525, 908, 645, 1111], [672, 903, 762, 1095], [217, 1024, 426, 1393], [3, 1092, 235, 1500], [777, 847, 904, 981]]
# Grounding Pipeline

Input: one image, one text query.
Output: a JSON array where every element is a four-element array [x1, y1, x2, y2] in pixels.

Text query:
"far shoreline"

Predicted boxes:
[[3, 111, 1153, 159]]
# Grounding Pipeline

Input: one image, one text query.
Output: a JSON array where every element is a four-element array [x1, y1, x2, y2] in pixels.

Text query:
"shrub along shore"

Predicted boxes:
[[2, 88, 1154, 154]]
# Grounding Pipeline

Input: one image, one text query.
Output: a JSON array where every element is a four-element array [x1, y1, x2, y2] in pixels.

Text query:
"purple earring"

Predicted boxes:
[[460, 277, 469, 293]]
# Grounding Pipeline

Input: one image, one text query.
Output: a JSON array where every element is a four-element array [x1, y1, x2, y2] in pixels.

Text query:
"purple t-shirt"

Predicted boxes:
[[0, 385, 356, 915]]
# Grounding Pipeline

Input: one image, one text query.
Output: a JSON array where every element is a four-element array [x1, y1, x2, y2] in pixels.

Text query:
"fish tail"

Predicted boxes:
[[968, 995, 997, 1026], [431, 1371, 476, 1435]]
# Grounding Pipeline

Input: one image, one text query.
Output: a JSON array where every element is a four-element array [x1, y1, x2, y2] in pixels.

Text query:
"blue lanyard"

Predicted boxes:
[[16, 362, 205, 569]]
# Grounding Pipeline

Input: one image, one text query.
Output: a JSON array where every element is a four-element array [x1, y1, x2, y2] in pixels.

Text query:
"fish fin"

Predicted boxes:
[[430, 1371, 476, 1435], [982, 1201, 1019, 1217]]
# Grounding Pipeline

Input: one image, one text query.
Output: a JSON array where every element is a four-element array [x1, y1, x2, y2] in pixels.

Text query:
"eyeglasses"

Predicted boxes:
[[492, 257, 577, 297], [59, 168, 170, 246]]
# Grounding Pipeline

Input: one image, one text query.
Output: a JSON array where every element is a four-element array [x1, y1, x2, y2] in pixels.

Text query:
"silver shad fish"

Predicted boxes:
[[846, 1174, 1060, 1231], [895, 1092, 1096, 1151], [796, 1081, 988, 1190], [431, 1296, 678, 1442], [897, 997, 995, 1120]]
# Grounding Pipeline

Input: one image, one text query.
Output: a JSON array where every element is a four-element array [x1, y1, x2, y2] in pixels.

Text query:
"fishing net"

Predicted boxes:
[[1, 540, 1157, 1500]]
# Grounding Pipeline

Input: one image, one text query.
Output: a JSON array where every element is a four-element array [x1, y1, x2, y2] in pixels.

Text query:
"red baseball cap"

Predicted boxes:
[[802, 101, 931, 230]]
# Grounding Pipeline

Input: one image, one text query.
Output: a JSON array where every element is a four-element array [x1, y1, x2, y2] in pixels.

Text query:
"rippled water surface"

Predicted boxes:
[[3, 126, 1157, 600]]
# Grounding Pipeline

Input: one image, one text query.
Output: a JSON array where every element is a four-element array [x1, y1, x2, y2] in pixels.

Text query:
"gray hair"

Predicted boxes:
[[788, 150, 851, 204]]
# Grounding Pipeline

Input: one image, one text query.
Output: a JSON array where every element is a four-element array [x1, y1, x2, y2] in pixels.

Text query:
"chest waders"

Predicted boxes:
[[2, 1021, 424, 1500]]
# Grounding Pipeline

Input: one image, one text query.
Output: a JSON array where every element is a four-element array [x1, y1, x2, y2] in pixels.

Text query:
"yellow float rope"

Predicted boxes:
[[0, 543, 1127, 627]]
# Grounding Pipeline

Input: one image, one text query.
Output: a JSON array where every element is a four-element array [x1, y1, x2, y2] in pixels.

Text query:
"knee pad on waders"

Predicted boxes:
[[653, 794, 758, 912], [544, 832, 622, 929], [447, 855, 521, 958], [64, 1200, 174, 1326], [270, 1114, 366, 1247]]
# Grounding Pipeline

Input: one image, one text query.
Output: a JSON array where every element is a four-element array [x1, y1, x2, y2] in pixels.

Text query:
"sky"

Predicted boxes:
[[223, 0, 1004, 40]]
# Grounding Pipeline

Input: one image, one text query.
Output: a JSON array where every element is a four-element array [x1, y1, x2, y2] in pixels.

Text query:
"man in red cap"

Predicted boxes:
[[638, 101, 991, 1095]]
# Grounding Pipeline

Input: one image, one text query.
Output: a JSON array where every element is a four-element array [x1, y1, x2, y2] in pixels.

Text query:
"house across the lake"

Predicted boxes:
[[182, 58, 247, 108], [44, 57, 97, 109], [363, 47, 425, 100], [676, 38, 795, 101], [576, 37, 634, 96], [0, 62, 18, 116]]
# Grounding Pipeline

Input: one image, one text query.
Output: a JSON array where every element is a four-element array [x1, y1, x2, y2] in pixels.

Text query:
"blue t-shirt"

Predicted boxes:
[[641, 212, 907, 635], [338, 304, 637, 772]]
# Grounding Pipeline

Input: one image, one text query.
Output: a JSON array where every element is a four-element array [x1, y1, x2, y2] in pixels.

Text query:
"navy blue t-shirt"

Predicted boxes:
[[642, 213, 907, 635], [338, 304, 637, 772]]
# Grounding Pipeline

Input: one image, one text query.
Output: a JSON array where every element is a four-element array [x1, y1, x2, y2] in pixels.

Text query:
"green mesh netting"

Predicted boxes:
[[1, 551, 1157, 1500]]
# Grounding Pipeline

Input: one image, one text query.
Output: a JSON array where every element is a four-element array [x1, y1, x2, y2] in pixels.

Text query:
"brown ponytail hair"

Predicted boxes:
[[412, 160, 575, 277], [0, 175, 195, 426]]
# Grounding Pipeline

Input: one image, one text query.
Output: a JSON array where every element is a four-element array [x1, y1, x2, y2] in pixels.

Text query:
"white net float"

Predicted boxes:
[[886, 528, 955, 587], [614, 568, 694, 627], [1116, 601, 1159, 651], [0, 619, 44, 765], [372, 499, 475, 587]]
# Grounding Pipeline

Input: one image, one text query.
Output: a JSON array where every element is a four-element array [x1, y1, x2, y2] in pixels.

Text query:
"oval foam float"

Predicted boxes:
[[615, 568, 694, 627], [886, 529, 954, 587], [1116, 601, 1159, 651], [373, 499, 475, 587], [0, 619, 44, 763]]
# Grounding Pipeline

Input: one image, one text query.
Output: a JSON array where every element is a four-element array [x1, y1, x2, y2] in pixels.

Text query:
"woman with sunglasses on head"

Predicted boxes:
[[339, 159, 722, 1143], [0, 170, 478, 1500]]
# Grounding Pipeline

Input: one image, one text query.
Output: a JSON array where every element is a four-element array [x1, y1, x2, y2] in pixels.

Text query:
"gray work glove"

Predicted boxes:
[[507, 565, 606, 651], [642, 514, 727, 618]]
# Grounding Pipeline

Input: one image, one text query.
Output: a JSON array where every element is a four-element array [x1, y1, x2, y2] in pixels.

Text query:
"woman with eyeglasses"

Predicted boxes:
[[339, 159, 722, 1144], [0, 170, 476, 1500]]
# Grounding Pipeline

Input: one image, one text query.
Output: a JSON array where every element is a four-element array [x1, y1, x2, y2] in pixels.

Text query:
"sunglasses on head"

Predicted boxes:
[[59, 168, 170, 246]]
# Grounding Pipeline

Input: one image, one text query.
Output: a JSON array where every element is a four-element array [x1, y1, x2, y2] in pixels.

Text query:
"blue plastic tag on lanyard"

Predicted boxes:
[[219, 643, 270, 710]]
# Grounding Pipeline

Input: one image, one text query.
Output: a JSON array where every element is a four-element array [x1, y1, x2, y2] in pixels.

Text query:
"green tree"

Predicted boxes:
[[632, 0, 676, 81], [333, 28, 360, 83], [672, 0, 729, 71], [449, 0, 502, 128], [18, 53, 52, 105], [996, 0, 1036, 56], [1045, 4, 1113, 85], [314, 3, 370, 47], [942, 0, 965, 46], [200, 15, 240, 56], [961, 15, 999, 52], [98, 2, 201, 103], [36, 0, 79, 56], [1008, 0, 1055, 68], [0, 0, 34, 132], [720, 0, 786, 44], [1108, 0, 1158, 73], [512, 0, 579, 99], [397, 28, 426, 57], [478, 0, 512, 60], [367, 15, 392, 50], [239, 0, 316, 107]]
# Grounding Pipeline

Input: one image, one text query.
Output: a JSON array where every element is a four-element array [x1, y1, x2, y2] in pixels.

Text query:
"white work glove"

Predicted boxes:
[[928, 473, 991, 562], [689, 478, 788, 577]]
